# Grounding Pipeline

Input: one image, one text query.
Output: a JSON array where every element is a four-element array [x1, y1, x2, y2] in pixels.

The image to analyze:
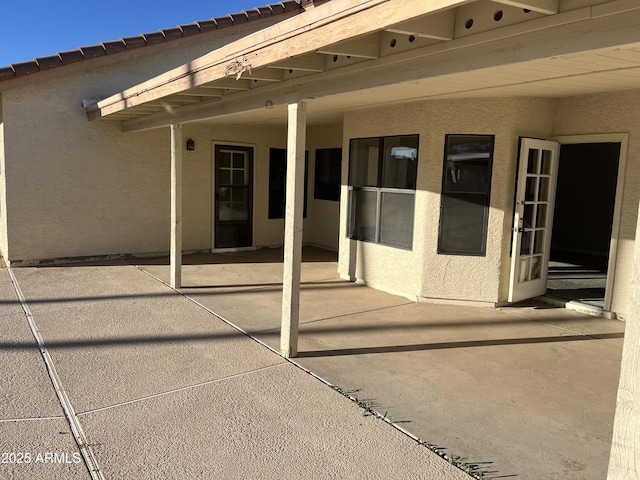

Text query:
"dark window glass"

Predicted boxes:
[[348, 135, 419, 249], [314, 148, 342, 201], [438, 134, 494, 255], [268, 148, 308, 219]]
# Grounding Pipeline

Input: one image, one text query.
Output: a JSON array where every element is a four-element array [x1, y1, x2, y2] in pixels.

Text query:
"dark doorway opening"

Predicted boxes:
[[547, 142, 620, 309]]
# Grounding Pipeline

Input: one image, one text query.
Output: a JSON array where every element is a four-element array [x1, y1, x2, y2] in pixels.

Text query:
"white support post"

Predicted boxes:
[[170, 124, 183, 289], [281, 101, 307, 358], [607, 200, 640, 480]]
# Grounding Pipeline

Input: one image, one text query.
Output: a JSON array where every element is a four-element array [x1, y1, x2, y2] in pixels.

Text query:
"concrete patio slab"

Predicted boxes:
[[133, 247, 625, 480], [0, 419, 85, 480], [79, 363, 467, 479], [2, 258, 471, 480]]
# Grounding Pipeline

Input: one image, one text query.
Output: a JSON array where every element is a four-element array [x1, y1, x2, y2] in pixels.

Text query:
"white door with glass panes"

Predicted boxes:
[[508, 138, 559, 303]]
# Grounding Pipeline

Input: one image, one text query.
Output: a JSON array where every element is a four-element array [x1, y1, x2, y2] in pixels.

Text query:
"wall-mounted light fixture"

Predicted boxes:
[[186, 138, 195, 151]]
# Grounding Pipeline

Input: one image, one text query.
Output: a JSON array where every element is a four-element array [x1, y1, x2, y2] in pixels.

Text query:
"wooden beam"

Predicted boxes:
[[170, 124, 183, 289], [120, 6, 640, 132], [269, 54, 327, 72], [87, 0, 470, 120], [317, 34, 381, 59], [202, 78, 252, 90], [243, 67, 284, 82], [280, 101, 307, 358], [492, 0, 558, 15], [386, 9, 456, 40], [180, 87, 225, 97]]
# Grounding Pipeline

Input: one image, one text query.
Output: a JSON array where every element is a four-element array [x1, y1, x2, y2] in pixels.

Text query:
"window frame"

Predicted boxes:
[[348, 135, 419, 250], [437, 134, 495, 256]]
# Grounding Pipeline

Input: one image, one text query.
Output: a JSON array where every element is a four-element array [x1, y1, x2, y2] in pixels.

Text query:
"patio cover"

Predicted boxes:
[[83, 2, 640, 475]]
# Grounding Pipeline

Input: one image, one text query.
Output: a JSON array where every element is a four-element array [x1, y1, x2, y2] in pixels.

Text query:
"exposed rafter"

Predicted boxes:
[[317, 34, 381, 59], [386, 10, 456, 40], [86, 0, 471, 120], [269, 54, 327, 72]]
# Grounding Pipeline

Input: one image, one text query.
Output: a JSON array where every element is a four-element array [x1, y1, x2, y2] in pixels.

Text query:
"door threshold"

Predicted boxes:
[[538, 294, 616, 319]]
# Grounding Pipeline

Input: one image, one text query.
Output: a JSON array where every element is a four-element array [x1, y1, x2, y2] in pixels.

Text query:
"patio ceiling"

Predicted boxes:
[[86, 0, 640, 130]]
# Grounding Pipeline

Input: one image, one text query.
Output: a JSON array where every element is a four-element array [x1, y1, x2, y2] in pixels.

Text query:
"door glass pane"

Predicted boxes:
[[536, 204, 547, 228], [539, 177, 550, 201], [350, 189, 378, 242], [534, 230, 545, 254], [523, 204, 535, 229], [531, 256, 542, 280], [527, 149, 539, 174], [540, 150, 552, 175], [219, 187, 231, 201], [231, 186, 245, 203], [219, 202, 233, 221], [232, 170, 245, 186], [219, 151, 231, 168], [379, 192, 414, 248], [232, 153, 245, 169], [219, 169, 231, 185], [519, 258, 530, 283], [520, 230, 532, 255], [525, 177, 537, 202]]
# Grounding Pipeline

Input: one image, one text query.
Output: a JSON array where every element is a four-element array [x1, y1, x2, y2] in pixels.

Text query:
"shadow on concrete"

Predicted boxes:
[[296, 331, 624, 357], [0, 330, 623, 353]]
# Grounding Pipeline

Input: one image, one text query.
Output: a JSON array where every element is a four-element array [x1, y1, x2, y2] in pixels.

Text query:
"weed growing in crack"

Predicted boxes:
[[331, 385, 484, 479]]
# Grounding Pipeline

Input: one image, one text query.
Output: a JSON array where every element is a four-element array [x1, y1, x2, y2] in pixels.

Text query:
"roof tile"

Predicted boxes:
[[257, 6, 274, 16], [196, 19, 218, 32], [216, 16, 235, 29], [80, 45, 107, 59], [0, 1, 307, 82], [102, 40, 127, 55], [121, 36, 147, 49], [161, 27, 183, 41], [12, 61, 41, 76], [58, 50, 85, 65], [245, 9, 261, 21], [229, 12, 249, 24], [143, 32, 166, 45], [0, 66, 16, 81], [36, 55, 64, 70], [180, 24, 201, 37]]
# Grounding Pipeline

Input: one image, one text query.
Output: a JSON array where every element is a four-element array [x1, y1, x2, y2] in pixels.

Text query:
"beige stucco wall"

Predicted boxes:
[[0, 93, 7, 258], [0, 19, 307, 263], [339, 97, 555, 303], [552, 91, 640, 318], [182, 121, 343, 252]]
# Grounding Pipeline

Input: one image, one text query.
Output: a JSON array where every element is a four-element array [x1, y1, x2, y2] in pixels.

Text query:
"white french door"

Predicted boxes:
[[508, 138, 560, 303]]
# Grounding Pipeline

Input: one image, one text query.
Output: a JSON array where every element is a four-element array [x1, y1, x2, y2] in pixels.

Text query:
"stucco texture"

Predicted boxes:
[[340, 97, 555, 304], [0, 33, 343, 262], [0, 16, 303, 263]]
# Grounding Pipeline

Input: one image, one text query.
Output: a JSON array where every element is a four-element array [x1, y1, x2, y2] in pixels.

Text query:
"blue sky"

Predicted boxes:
[[0, 1, 267, 66]]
